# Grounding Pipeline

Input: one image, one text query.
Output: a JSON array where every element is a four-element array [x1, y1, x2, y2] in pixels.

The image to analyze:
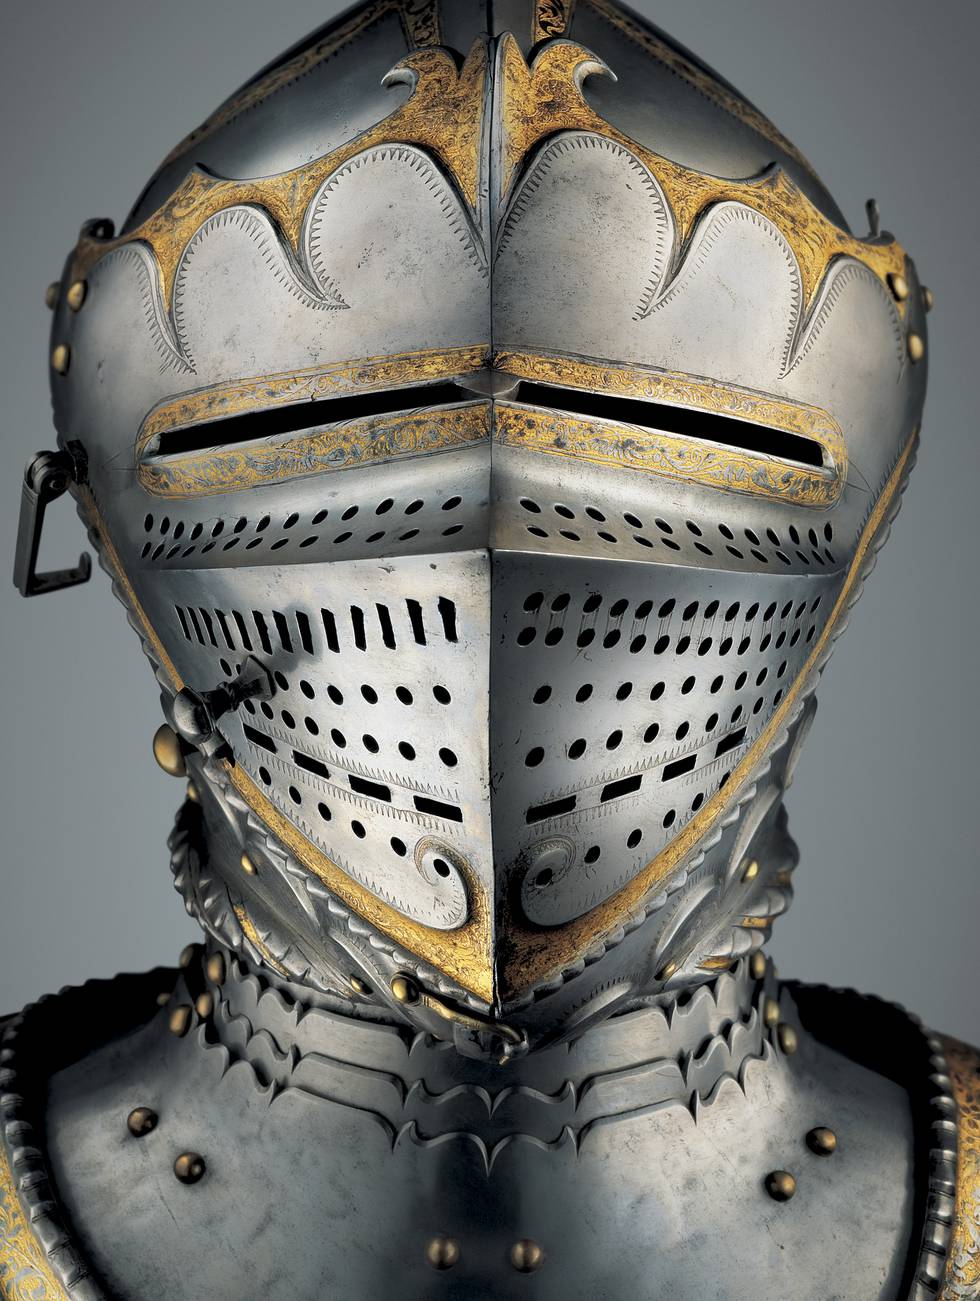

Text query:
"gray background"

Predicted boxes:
[[1, 1, 977, 1038]]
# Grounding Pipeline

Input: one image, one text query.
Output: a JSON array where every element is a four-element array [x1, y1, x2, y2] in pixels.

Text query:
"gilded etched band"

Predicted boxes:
[[494, 349, 845, 507], [0, 1141, 68, 1300], [940, 1036, 980, 1297]]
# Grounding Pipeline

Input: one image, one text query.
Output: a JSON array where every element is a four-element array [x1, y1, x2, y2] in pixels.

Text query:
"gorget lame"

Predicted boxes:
[[2, 945, 978, 1300]]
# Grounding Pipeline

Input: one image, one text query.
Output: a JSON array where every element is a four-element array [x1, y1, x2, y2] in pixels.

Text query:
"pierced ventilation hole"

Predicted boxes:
[[292, 750, 328, 780], [330, 728, 346, 748], [361, 684, 378, 704], [663, 810, 676, 829], [600, 773, 642, 802], [606, 729, 623, 749], [624, 512, 643, 529], [554, 504, 575, 519], [616, 682, 633, 701], [568, 738, 587, 759], [259, 766, 272, 786], [431, 857, 451, 879], [586, 506, 606, 522], [643, 722, 660, 743], [443, 495, 462, 511], [288, 786, 302, 806], [533, 867, 553, 887], [363, 733, 380, 754], [533, 685, 552, 704], [281, 709, 296, 729], [627, 828, 643, 849], [526, 794, 576, 824], [305, 718, 319, 736], [650, 681, 666, 700], [376, 498, 394, 515], [525, 747, 544, 767], [433, 685, 452, 704], [349, 774, 391, 803], [520, 497, 541, 514], [681, 676, 696, 694], [675, 721, 690, 740], [439, 747, 458, 767], [398, 741, 416, 761], [715, 726, 747, 757], [576, 684, 594, 702], [351, 820, 366, 839], [326, 684, 344, 705], [584, 846, 601, 864], [390, 837, 406, 856], [413, 795, 462, 822], [243, 724, 277, 754], [396, 686, 414, 705], [317, 802, 332, 822]]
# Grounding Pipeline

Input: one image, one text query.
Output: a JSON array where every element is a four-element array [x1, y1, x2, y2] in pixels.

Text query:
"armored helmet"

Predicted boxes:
[[22, 0, 928, 1056]]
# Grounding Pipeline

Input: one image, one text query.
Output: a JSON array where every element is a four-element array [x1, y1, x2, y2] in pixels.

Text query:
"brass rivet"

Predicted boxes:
[[656, 960, 678, 983], [742, 858, 760, 883], [887, 271, 909, 301], [922, 285, 934, 312], [749, 951, 767, 981], [240, 851, 258, 876], [907, 332, 925, 363], [45, 281, 60, 310], [205, 953, 226, 987], [510, 1239, 545, 1273], [66, 280, 87, 311], [155, 991, 171, 1007], [764, 1170, 797, 1202], [778, 1023, 799, 1055], [806, 1126, 837, 1156], [168, 1005, 192, 1038], [186, 782, 199, 803], [127, 1106, 158, 1138], [391, 974, 419, 1005], [425, 1236, 460, 1271], [350, 975, 371, 996], [174, 1152, 206, 1185], [51, 343, 70, 375], [179, 944, 198, 970], [152, 724, 186, 777], [763, 996, 781, 1028], [195, 992, 213, 1020]]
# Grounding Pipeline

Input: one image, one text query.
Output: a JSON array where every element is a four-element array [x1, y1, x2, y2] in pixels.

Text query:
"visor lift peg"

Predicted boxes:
[[172, 656, 277, 761]]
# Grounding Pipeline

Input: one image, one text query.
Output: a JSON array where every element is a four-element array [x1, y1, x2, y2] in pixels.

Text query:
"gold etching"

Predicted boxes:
[[497, 430, 917, 996], [75, 488, 496, 1003], [498, 36, 907, 313], [136, 345, 489, 456], [232, 905, 290, 979], [227, 765, 494, 1002], [398, 0, 441, 48], [941, 1037, 980, 1297], [71, 40, 488, 310], [0, 1143, 68, 1300], [494, 350, 845, 507], [533, 0, 575, 42], [142, 403, 489, 499]]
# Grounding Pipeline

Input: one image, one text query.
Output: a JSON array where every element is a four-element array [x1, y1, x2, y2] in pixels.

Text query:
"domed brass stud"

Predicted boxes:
[[350, 975, 372, 996], [205, 953, 226, 987], [127, 1106, 158, 1138], [907, 332, 925, 363], [66, 280, 87, 312], [391, 974, 419, 1005], [777, 1023, 799, 1055], [174, 1152, 206, 1185], [45, 281, 60, 310], [922, 285, 934, 312], [195, 992, 213, 1020], [179, 944, 198, 970], [763, 996, 781, 1028], [806, 1126, 837, 1156], [749, 951, 767, 981], [425, 1236, 460, 1271], [155, 991, 171, 1007], [152, 724, 186, 777], [168, 1005, 192, 1038], [656, 960, 678, 983], [742, 858, 760, 883], [887, 271, 909, 302], [186, 782, 199, 803], [240, 851, 258, 876], [510, 1239, 545, 1273], [764, 1170, 797, 1202], [50, 343, 70, 375]]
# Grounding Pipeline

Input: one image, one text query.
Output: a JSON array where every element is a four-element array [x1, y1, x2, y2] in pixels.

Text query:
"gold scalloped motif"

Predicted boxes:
[[941, 1036, 980, 1297], [497, 429, 917, 997], [232, 905, 290, 979], [494, 350, 845, 507], [141, 403, 490, 498], [136, 345, 489, 456], [498, 36, 907, 313], [71, 39, 488, 310], [534, 1, 576, 42], [0, 1143, 68, 1300]]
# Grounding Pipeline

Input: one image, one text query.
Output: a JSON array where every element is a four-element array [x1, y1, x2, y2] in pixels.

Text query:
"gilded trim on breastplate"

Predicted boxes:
[[0, 1143, 68, 1301], [941, 1036, 980, 1297]]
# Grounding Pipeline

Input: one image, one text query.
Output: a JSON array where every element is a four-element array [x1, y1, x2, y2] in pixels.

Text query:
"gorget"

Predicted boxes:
[[2, 945, 978, 1299]]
